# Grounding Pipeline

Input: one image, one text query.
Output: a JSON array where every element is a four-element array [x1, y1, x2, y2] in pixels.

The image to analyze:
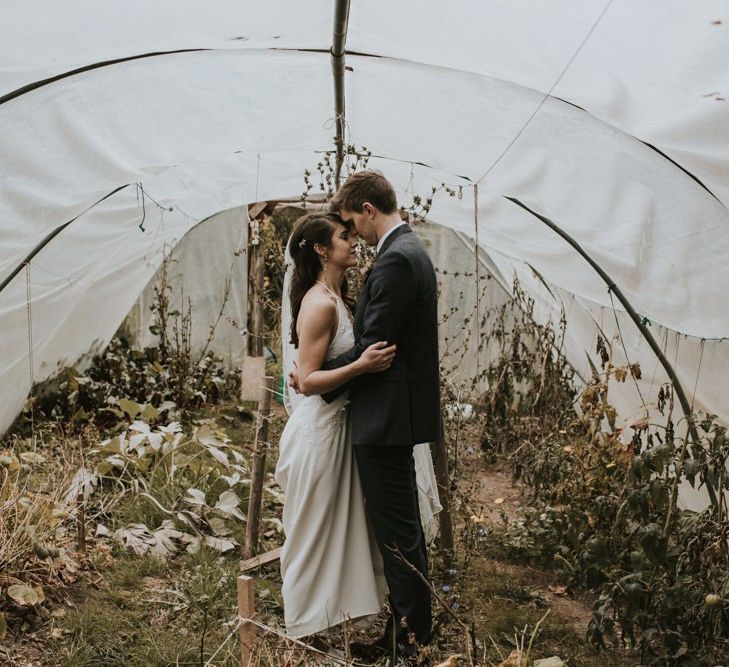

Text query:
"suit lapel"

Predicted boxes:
[[353, 225, 412, 336], [377, 223, 411, 256], [354, 282, 367, 336]]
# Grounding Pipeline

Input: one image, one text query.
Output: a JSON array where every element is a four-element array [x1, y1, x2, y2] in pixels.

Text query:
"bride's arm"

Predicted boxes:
[[296, 293, 394, 397]]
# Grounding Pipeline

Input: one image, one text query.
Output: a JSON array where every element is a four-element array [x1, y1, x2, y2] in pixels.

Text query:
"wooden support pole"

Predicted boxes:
[[251, 244, 265, 358], [331, 0, 351, 189], [237, 575, 255, 666], [244, 376, 274, 559], [247, 217, 265, 358], [76, 492, 86, 554], [241, 210, 267, 400], [431, 432, 454, 567]]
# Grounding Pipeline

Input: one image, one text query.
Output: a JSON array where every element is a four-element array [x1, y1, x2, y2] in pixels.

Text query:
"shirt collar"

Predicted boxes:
[[376, 221, 407, 254]]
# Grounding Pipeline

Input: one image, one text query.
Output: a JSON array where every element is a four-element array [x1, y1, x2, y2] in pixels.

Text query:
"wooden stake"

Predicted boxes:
[[431, 431, 454, 567], [241, 209, 267, 400], [246, 214, 266, 358], [237, 575, 255, 666], [244, 376, 274, 559], [76, 492, 86, 554]]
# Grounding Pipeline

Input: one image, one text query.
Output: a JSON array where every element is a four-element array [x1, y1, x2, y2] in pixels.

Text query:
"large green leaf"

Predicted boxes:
[[119, 398, 141, 419], [141, 404, 160, 422]]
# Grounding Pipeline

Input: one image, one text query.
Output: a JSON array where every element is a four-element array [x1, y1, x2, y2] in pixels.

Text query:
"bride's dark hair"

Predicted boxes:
[[288, 212, 355, 347]]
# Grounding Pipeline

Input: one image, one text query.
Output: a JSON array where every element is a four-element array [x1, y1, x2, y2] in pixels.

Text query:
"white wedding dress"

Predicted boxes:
[[275, 292, 387, 638]]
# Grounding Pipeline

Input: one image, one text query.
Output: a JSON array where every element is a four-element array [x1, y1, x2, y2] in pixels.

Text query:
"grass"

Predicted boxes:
[[0, 431, 78, 578], [60, 549, 244, 666]]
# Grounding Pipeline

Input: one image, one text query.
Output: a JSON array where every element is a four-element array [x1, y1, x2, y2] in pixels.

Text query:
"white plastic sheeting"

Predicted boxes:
[[417, 223, 517, 394], [1, 1, 728, 456], [123, 207, 249, 366], [348, 0, 729, 207], [0, 0, 332, 97], [0, 49, 334, 278]]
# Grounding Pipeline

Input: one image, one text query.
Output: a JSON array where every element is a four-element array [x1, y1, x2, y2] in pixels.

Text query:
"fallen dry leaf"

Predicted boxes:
[[8, 583, 39, 607], [631, 416, 649, 432], [534, 658, 565, 667], [499, 649, 522, 667]]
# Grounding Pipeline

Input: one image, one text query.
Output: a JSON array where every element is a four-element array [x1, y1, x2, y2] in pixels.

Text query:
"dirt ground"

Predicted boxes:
[[450, 441, 639, 666], [459, 452, 591, 626]]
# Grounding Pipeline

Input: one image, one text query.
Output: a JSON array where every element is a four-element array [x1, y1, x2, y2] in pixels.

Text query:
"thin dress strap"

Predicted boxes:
[[316, 280, 354, 327], [316, 280, 339, 299]]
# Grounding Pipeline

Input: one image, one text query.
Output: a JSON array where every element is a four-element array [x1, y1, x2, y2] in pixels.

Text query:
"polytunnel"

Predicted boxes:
[[2, 1, 728, 510]]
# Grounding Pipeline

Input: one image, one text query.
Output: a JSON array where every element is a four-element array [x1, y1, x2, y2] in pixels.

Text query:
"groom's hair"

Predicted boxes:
[[330, 170, 397, 215]]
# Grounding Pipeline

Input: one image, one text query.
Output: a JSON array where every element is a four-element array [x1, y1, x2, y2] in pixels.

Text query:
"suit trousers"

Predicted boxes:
[[354, 444, 432, 648]]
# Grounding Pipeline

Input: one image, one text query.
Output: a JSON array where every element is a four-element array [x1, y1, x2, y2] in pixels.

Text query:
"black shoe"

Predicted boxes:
[[349, 634, 423, 663], [348, 636, 389, 662]]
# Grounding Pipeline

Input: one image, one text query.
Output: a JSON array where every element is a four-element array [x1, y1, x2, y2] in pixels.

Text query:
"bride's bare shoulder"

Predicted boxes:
[[299, 285, 337, 322]]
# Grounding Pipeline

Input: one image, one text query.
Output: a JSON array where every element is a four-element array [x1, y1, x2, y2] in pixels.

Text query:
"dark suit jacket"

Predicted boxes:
[[322, 225, 442, 446]]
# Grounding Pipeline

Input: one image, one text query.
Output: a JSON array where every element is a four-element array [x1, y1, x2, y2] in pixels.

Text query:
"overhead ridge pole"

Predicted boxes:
[[331, 0, 351, 189], [504, 196, 719, 508]]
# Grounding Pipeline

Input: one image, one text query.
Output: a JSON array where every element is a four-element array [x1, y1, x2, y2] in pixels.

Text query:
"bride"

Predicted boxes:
[[274, 212, 394, 638]]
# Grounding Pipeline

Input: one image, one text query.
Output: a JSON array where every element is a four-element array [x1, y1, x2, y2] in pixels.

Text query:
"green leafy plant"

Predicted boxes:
[[15, 254, 240, 436]]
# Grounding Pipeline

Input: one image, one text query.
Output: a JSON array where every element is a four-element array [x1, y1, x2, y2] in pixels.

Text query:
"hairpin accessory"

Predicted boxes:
[[299, 239, 307, 248]]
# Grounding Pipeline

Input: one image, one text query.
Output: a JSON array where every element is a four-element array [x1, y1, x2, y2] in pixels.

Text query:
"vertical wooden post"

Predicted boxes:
[[237, 575, 255, 666], [244, 376, 274, 559], [431, 432, 454, 567], [76, 492, 86, 554], [241, 209, 267, 401], [247, 216, 265, 358]]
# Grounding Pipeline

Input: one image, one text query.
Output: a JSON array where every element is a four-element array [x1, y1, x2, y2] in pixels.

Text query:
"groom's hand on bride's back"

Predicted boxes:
[[357, 341, 396, 374]]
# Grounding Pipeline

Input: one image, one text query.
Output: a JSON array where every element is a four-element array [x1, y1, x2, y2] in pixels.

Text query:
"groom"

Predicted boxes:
[[319, 171, 441, 659]]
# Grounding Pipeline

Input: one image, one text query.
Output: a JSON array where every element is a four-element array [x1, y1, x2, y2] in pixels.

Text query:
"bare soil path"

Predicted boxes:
[[450, 443, 639, 665]]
